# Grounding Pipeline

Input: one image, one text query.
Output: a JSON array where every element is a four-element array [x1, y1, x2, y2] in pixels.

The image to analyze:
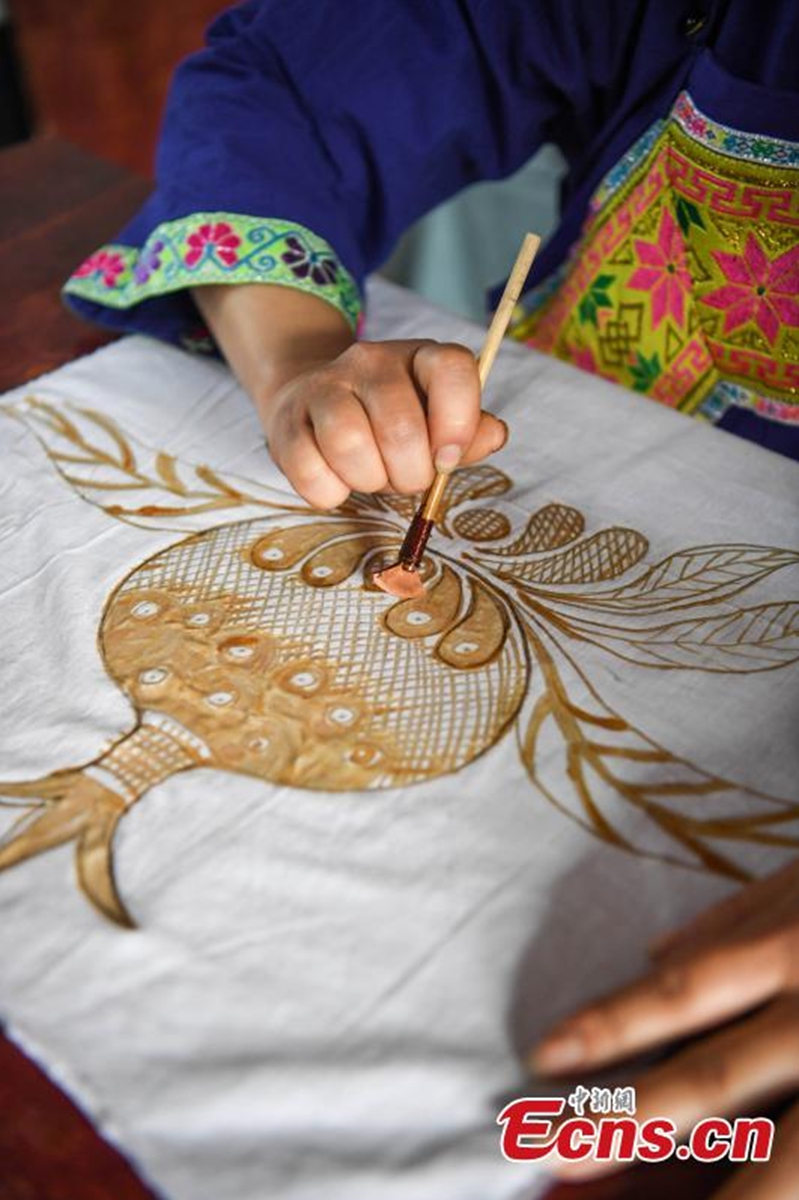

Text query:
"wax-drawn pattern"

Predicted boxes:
[[2, 399, 799, 925]]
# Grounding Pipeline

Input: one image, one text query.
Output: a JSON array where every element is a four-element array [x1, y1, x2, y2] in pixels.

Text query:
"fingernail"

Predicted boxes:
[[434, 444, 462, 471], [531, 1030, 585, 1074], [491, 419, 509, 454]]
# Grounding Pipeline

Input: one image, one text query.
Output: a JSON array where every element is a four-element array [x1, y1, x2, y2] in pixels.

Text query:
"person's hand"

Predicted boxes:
[[260, 339, 506, 508], [192, 284, 506, 508], [532, 859, 799, 1196]]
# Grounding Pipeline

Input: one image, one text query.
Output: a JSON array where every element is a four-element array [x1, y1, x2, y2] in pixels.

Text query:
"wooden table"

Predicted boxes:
[[0, 136, 735, 1200], [0, 135, 148, 390]]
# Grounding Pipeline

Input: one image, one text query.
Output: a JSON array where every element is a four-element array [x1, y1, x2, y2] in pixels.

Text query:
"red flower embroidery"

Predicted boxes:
[[702, 236, 799, 346], [74, 250, 127, 288], [184, 222, 241, 268], [628, 207, 692, 329], [571, 345, 600, 376]]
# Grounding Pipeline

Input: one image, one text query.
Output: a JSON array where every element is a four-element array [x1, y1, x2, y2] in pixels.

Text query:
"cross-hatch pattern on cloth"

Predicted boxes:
[[2, 401, 799, 926]]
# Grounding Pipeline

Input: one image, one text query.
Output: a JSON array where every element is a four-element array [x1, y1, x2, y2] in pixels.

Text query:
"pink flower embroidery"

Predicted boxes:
[[74, 250, 127, 288], [628, 207, 692, 329], [184, 222, 241, 268], [702, 236, 799, 346], [571, 345, 600, 376]]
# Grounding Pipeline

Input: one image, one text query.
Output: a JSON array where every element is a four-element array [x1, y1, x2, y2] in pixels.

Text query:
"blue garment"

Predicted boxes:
[[64, 0, 799, 456]]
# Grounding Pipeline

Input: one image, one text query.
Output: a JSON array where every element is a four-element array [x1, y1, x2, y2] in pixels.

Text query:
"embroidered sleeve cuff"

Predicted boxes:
[[63, 214, 362, 333]]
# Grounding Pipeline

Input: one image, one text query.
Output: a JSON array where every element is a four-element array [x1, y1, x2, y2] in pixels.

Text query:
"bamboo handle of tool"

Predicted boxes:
[[477, 230, 540, 387], [420, 231, 540, 521]]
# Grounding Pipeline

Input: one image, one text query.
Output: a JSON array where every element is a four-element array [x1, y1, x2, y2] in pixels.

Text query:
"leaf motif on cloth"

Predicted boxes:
[[578, 546, 799, 613], [7, 397, 307, 531], [566, 601, 799, 672], [516, 628, 797, 882]]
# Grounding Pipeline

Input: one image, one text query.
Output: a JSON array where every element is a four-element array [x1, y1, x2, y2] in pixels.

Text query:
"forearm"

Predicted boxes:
[[192, 283, 354, 421]]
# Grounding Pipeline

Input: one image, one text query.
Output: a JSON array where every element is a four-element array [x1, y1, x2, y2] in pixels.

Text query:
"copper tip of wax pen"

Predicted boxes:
[[371, 510, 433, 598], [372, 562, 427, 599]]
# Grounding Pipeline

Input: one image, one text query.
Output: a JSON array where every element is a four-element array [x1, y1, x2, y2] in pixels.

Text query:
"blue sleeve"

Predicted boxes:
[[62, 0, 632, 346]]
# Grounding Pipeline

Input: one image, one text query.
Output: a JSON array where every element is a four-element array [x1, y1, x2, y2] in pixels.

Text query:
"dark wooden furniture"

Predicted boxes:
[[9, 0, 226, 174], [0, 1033, 157, 1200], [0, 136, 148, 391]]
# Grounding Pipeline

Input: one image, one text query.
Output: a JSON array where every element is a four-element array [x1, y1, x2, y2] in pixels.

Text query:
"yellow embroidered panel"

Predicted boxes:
[[2, 401, 799, 926], [512, 93, 799, 426]]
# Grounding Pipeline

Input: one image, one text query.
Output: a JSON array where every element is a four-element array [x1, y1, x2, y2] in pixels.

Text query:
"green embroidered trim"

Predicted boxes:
[[590, 93, 799, 216], [63, 214, 361, 331], [673, 93, 799, 168]]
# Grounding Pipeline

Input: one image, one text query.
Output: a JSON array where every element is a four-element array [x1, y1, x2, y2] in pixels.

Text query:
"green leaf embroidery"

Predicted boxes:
[[629, 350, 662, 391], [578, 295, 598, 326], [675, 196, 705, 237], [577, 273, 616, 327]]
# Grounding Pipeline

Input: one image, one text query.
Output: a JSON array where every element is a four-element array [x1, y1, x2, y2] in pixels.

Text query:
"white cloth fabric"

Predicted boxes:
[[1, 279, 798, 1200]]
